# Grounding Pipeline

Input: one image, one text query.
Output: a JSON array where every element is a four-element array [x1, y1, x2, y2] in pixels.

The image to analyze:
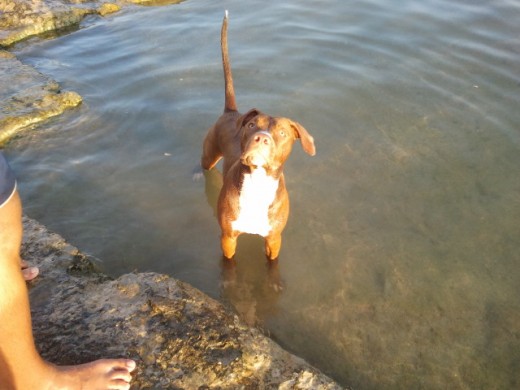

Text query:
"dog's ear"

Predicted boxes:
[[237, 108, 261, 129], [290, 121, 316, 156]]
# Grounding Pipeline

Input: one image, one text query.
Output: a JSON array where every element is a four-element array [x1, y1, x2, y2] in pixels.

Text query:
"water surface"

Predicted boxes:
[[7, 0, 520, 388]]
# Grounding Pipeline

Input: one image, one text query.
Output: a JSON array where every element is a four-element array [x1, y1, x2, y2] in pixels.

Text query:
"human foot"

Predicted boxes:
[[21, 259, 39, 281], [48, 358, 136, 390]]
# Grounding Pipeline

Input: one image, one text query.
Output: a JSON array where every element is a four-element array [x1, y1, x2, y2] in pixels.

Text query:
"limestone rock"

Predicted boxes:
[[0, 0, 119, 47], [0, 0, 183, 48], [22, 217, 344, 389], [0, 0, 173, 145], [0, 50, 82, 145], [98, 2, 121, 16]]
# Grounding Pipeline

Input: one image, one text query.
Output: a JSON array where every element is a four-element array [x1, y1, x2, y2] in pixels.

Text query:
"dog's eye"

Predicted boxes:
[[247, 122, 255, 129], [279, 130, 286, 137]]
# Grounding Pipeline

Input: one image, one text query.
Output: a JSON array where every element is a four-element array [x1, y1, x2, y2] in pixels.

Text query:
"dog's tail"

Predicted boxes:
[[221, 10, 237, 112]]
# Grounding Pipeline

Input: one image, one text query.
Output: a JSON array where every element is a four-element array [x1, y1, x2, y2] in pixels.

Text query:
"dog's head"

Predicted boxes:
[[237, 108, 315, 175]]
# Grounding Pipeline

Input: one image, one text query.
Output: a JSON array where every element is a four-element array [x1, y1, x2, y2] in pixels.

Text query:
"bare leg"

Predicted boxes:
[[0, 190, 135, 390]]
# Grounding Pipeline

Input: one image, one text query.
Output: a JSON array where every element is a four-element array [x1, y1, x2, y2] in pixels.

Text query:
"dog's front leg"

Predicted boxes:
[[221, 234, 238, 260], [265, 234, 282, 260]]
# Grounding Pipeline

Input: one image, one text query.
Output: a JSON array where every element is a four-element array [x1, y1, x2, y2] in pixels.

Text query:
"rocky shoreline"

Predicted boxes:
[[1, 1, 344, 388], [23, 217, 342, 389]]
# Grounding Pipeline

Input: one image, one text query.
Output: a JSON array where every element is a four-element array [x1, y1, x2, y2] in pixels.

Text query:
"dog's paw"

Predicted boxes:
[[192, 165, 204, 181], [268, 277, 285, 293]]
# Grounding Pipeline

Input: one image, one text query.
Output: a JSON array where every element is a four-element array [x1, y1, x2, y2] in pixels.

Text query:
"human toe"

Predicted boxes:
[[109, 359, 136, 372], [22, 266, 39, 281]]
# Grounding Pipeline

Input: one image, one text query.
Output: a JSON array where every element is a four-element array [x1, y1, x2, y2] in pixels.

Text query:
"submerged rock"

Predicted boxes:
[[22, 217, 344, 389]]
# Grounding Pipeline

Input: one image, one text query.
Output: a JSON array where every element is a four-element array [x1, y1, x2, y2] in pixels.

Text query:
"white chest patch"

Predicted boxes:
[[231, 168, 279, 237]]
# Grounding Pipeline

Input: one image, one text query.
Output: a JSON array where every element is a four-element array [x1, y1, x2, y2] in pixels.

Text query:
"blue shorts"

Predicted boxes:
[[0, 151, 16, 208]]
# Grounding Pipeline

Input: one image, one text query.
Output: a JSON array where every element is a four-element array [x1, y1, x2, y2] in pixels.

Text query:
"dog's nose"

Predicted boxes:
[[254, 131, 272, 145]]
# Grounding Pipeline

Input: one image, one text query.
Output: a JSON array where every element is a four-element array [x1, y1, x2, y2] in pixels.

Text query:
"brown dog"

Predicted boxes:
[[201, 11, 316, 260]]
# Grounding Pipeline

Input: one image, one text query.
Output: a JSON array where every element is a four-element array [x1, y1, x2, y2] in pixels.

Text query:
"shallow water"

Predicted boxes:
[[6, 0, 520, 388]]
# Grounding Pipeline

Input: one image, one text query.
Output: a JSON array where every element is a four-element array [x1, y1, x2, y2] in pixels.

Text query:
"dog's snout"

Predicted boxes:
[[254, 131, 272, 146], [255, 134, 270, 145]]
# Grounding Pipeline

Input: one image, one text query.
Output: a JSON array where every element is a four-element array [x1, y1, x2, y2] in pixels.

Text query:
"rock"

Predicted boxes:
[[0, 0, 182, 48], [0, 50, 82, 145], [98, 2, 121, 16], [0, 0, 120, 47], [0, 0, 171, 145], [22, 216, 344, 389]]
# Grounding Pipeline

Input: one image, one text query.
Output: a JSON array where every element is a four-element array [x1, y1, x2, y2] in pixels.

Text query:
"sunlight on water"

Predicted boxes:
[[6, 0, 520, 388]]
